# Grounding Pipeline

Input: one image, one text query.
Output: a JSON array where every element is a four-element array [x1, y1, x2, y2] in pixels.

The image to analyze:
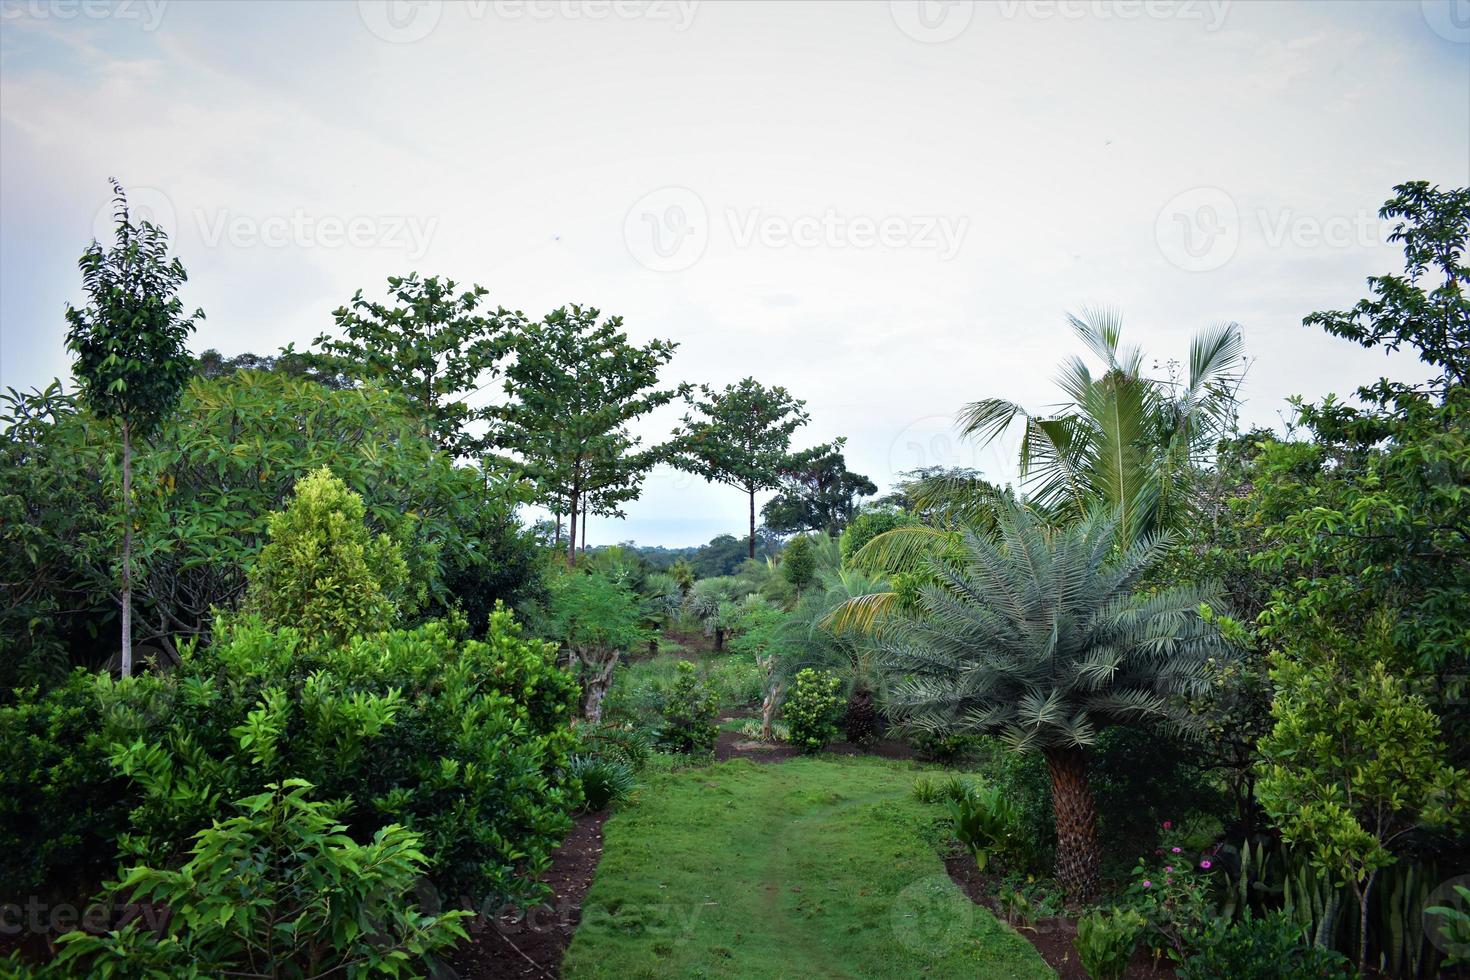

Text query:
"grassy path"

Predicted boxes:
[[561, 756, 1053, 979]]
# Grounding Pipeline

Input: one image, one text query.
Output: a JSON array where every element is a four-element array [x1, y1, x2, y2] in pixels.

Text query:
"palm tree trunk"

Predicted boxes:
[[120, 419, 133, 678], [1044, 745, 1100, 904]]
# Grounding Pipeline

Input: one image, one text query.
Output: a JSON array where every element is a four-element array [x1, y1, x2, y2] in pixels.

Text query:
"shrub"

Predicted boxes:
[[0, 672, 133, 905], [1074, 907, 1146, 980], [946, 782, 1018, 872], [103, 609, 579, 909], [1178, 911, 1357, 980], [783, 668, 843, 754], [737, 719, 789, 743], [910, 774, 975, 806], [568, 755, 636, 812], [245, 467, 412, 645], [1124, 823, 1221, 964], [911, 729, 980, 765], [656, 662, 719, 755], [53, 780, 469, 978]]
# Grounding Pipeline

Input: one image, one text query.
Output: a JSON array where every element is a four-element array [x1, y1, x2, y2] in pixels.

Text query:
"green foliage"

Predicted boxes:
[[761, 443, 876, 537], [946, 782, 1018, 872], [568, 755, 637, 813], [245, 468, 411, 645], [1178, 912, 1357, 980], [838, 508, 916, 568], [656, 661, 719, 755], [780, 533, 817, 594], [910, 774, 976, 806], [0, 672, 132, 903], [1, 371, 507, 682], [1426, 885, 1470, 967], [64, 180, 202, 436], [490, 305, 682, 564], [310, 272, 512, 455], [103, 611, 580, 908], [544, 571, 647, 720], [1073, 907, 1146, 980], [673, 377, 816, 558], [958, 309, 1245, 544], [1124, 823, 1218, 964], [783, 668, 843, 753], [53, 780, 470, 979]]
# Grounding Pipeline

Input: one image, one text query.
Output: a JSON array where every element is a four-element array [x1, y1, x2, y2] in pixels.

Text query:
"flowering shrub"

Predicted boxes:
[[1124, 822, 1221, 964]]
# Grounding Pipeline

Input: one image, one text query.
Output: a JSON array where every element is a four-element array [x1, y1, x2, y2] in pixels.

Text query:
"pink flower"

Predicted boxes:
[[1162, 821, 1173, 830], [1142, 880, 1153, 888], [1154, 848, 1163, 856], [1199, 860, 1213, 870], [1165, 866, 1174, 873], [1171, 846, 1182, 853]]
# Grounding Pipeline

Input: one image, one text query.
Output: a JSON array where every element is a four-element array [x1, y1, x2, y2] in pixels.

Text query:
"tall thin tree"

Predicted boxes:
[[65, 180, 202, 676]]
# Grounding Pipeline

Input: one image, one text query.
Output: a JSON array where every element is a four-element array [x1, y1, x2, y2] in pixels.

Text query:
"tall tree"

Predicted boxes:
[[959, 310, 1245, 544], [761, 440, 877, 537], [64, 180, 202, 677], [310, 273, 516, 456], [490, 306, 681, 567], [858, 502, 1237, 903], [674, 378, 815, 559]]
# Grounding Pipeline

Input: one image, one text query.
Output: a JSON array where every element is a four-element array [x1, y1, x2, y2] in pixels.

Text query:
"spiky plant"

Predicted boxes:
[[872, 502, 1237, 902]]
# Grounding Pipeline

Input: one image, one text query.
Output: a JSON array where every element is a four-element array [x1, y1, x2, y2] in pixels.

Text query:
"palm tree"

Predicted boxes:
[[868, 501, 1237, 902], [959, 309, 1245, 544]]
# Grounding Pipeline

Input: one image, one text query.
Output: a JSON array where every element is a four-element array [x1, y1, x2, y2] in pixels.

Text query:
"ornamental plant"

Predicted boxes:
[[656, 661, 719, 755], [53, 780, 470, 978], [783, 668, 843, 753], [1124, 822, 1220, 964], [1074, 907, 1147, 980], [245, 467, 412, 646]]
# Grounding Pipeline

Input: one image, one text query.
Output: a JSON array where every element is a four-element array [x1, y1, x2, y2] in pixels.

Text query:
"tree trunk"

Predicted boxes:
[[120, 419, 133, 678], [581, 502, 587, 556], [1355, 870, 1377, 973], [566, 491, 579, 568], [1044, 746, 1100, 905], [714, 626, 725, 652], [580, 649, 618, 725], [747, 487, 756, 559], [554, 510, 563, 549]]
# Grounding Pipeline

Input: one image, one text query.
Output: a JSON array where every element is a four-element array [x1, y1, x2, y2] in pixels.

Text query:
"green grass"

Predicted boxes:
[[563, 756, 1053, 979]]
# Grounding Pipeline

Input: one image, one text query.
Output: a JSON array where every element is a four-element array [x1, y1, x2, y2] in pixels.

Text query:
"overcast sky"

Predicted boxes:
[[2, 0, 1467, 547]]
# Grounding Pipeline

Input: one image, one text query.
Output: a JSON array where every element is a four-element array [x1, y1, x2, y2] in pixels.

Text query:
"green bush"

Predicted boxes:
[[946, 782, 1018, 872], [53, 780, 469, 978], [911, 729, 981, 764], [656, 661, 719, 755], [910, 774, 975, 806], [1074, 907, 1146, 980], [1178, 911, 1356, 979], [245, 467, 412, 645], [104, 609, 580, 909], [0, 672, 133, 904], [569, 755, 637, 812], [783, 668, 843, 753]]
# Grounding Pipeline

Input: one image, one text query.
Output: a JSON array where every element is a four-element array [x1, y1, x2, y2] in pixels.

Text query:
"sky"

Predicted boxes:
[[1, 0, 1467, 547]]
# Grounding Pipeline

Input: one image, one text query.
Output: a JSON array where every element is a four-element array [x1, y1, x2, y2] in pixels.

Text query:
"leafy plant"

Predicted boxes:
[[910, 774, 974, 806], [1074, 907, 1146, 980], [946, 782, 1018, 873], [1177, 911, 1356, 980], [544, 571, 647, 723], [996, 883, 1036, 929], [245, 467, 411, 645], [783, 668, 843, 754], [53, 780, 470, 978], [1426, 884, 1470, 967], [569, 755, 637, 812], [1124, 823, 1219, 964], [656, 661, 719, 755]]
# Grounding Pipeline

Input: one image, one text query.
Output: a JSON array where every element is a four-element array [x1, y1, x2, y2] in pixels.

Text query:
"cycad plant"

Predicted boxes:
[[959, 309, 1244, 544], [872, 501, 1237, 902]]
